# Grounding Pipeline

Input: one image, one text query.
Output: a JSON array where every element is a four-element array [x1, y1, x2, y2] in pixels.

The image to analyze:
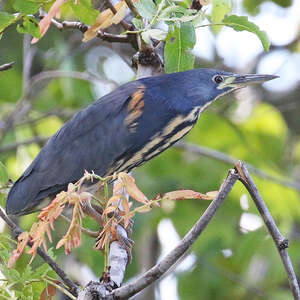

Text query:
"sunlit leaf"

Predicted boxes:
[[17, 16, 41, 38], [141, 29, 167, 44], [211, 0, 232, 33], [223, 15, 270, 50], [165, 22, 196, 73], [134, 0, 156, 20], [69, 0, 99, 25], [0, 12, 18, 35], [13, 0, 40, 14]]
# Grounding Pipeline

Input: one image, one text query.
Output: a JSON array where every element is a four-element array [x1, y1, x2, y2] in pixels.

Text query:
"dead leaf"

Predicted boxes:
[[56, 202, 82, 254], [163, 190, 213, 201], [103, 205, 118, 215], [205, 191, 218, 199], [199, 0, 211, 5], [8, 232, 30, 268], [40, 283, 56, 300], [83, 1, 128, 42], [118, 172, 149, 204], [31, 0, 67, 44]]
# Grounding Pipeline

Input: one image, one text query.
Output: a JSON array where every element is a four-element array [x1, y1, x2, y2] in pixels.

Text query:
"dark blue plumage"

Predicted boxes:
[[6, 69, 277, 215]]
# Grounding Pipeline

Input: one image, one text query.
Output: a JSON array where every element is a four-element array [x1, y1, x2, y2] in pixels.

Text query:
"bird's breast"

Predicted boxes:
[[110, 106, 201, 174]]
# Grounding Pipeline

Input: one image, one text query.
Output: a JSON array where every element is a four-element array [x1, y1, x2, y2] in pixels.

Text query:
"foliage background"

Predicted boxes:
[[0, 0, 300, 299]]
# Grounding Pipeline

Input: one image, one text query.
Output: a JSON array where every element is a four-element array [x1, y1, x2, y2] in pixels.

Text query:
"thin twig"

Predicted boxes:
[[112, 169, 239, 299], [175, 141, 300, 192], [0, 136, 49, 154], [0, 70, 116, 143], [124, 0, 139, 17], [60, 214, 99, 238], [235, 161, 300, 300], [0, 62, 15, 72], [15, 109, 77, 127], [0, 207, 80, 297]]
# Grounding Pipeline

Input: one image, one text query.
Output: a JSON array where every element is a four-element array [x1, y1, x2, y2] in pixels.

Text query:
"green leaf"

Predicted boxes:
[[16, 16, 41, 38], [271, 0, 292, 7], [69, 0, 98, 26], [13, 0, 40, 14], [0, 161, 8, 185], [242, 0, 263, 15], [134, 0, 156, 20], [132, 18, 144, 30], [211, 0, 232, 33], [164, 22, 196, 73], [33, 263, 52, 278], [141, 29, 167, 44], [0, 12, 18, 34], [223, 15, 270, 51]]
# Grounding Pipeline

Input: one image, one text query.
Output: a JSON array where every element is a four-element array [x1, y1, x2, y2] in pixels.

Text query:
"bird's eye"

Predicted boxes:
[[213, 75, 224, 84]]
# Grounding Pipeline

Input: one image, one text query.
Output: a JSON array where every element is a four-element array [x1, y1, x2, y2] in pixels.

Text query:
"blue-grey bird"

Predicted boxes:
[[6, 68, 277, 215]]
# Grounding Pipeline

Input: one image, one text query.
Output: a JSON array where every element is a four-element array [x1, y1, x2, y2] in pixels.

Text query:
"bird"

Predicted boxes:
[[6, 68, 277, 216]]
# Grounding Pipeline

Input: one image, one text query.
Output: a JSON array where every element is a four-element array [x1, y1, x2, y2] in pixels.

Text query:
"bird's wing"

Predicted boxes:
[[6, 80, 168, 215]]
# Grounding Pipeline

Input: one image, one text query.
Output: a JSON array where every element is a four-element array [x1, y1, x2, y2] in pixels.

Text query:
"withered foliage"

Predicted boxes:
[[8, 171, 216, 266]]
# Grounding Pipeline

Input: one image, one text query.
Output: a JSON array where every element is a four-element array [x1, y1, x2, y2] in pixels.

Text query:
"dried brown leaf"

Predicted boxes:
[[163, 189, 213, 201], [56, 203, 82, 254], [40, 284, 56, 300], [205, 191, 218, 200], [103, 205, 118, 215], [8, 232, 30, 268], [31, 0, 66, 44], [118, 172, 148, 204], [106, 195, 122, 207], [83, 1, 128, 42], [199, 0, 211, 5]]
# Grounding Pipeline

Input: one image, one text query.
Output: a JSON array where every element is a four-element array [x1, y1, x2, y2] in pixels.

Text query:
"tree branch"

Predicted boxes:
[[0, 136, 49, 154], [112, 169, 239, 299], [0, 207, 80, 297], [235, 161, 300, 300], [0, 61, 15, 72], [0, 70, 116, 143], [175, 141, 300, 192]]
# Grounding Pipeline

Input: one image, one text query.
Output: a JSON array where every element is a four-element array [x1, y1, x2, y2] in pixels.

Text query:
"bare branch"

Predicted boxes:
[[0, 136, 49, 154], [235, 161, 300, 300], [0, 61, 15, 72], [59, 20, 131, 44], [0, 70, 116, 143], [15, 109, 77, 127], [124, 0, 139, 17], [175, 141, 300, 192], [112, 169, 239, 299], [0, 207, 80, 297]]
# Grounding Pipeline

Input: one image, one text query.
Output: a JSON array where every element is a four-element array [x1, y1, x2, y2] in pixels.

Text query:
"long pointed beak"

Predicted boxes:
[[232, 74, 279, 85]]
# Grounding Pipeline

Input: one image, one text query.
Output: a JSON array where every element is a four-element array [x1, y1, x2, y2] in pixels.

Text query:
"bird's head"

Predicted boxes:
[[184, 68, 278, 109]]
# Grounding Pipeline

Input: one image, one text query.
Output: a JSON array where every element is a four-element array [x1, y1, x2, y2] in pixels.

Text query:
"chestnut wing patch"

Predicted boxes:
[[124, 85, 146, 132]]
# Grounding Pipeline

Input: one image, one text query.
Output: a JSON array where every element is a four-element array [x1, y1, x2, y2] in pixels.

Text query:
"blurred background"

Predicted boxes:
[[0, 0, 300, 299]]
